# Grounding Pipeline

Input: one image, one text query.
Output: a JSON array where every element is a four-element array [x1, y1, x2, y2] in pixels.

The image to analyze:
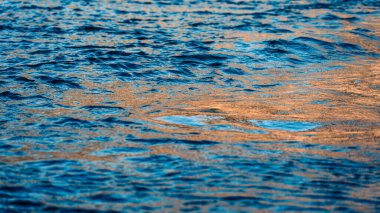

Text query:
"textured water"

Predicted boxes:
[[1, 0, 380, 212]]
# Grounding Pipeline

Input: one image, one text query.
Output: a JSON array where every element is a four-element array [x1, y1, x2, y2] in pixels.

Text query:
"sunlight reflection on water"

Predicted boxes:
[[0, 0, 380, 212]]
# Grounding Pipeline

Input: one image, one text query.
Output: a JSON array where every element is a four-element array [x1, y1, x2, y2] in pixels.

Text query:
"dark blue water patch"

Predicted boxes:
[[275, 205, 329, 212], [0, 143, 17, 151], [221, 67, 247, 75], [338, 42, 363, 51], [167, 67, 196, 77], [99, 117, 139, 127], [5, 200, 46, 209], [81, 105, 128, 116], [0, 91, 24, 100], [0, 91, 48, 102], [251, 120, 322, 132], [17, 160, 83, 175], [19, 5, 64, 11], [253, 83, 283, 89], [351, 28, 380, 41], [35, 75, 83, 89], [199, 108, 223, 114], [87, 193, 127, 203], [293, 37, 336, 51], [173, 53, 230, 62]]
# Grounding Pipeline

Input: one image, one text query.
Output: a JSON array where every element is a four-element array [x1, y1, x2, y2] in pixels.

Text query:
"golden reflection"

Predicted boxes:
[[3, 58, 376, 165]]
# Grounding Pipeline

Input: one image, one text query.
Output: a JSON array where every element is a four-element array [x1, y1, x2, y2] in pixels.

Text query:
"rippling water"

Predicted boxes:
[[1, 0, 380, 212]]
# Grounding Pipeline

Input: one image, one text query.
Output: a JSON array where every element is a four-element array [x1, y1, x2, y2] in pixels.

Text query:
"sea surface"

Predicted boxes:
[[1, 0, 380, 212]]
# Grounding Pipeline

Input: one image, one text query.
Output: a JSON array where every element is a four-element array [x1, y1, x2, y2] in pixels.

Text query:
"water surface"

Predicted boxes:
[[1, 0, 380, 212]]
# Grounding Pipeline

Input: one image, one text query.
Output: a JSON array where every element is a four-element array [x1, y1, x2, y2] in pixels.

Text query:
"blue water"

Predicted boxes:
[[1, 0, 380, 212], [250, 120, 322, 132]]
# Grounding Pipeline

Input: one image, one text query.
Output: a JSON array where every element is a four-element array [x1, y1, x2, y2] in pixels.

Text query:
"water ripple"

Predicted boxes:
[[1, 0, 380, 212]]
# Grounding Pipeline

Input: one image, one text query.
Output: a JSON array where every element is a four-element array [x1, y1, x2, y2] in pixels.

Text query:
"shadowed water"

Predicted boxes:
[[1, 0, 380, 212]]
